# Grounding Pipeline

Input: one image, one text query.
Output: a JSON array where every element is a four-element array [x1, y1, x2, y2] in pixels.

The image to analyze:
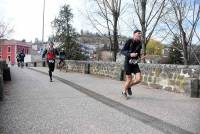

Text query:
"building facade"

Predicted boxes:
[[0, 39, 31, 65]]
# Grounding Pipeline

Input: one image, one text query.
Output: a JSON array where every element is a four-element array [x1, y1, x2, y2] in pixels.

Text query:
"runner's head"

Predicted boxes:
[[133, 29, 142, 42], [49, 41, 54, 48], [21, 49, 24, 53]]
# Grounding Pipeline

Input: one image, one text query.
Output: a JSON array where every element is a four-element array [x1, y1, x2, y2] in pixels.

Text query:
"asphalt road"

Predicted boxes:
[[0, 66, 199, 134]]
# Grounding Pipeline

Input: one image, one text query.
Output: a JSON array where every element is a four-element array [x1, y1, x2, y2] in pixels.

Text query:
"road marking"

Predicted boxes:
[[30, 68, 195, 134]]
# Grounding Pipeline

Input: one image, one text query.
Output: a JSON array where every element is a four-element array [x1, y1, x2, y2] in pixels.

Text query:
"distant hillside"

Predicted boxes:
[[77, 32, 128, 46]]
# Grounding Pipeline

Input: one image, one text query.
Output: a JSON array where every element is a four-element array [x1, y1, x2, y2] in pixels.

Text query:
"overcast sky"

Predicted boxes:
[[0, 0, 90, 42], [1, 0, 200, 44]]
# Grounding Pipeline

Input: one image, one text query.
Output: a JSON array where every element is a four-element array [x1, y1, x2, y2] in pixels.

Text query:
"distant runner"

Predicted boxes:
[[42, 41, 59, 82]]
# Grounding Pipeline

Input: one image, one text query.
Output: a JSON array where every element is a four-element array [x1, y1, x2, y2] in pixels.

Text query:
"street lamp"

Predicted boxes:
[[42, 0, 46, 66], [42, 0, 45, 45]]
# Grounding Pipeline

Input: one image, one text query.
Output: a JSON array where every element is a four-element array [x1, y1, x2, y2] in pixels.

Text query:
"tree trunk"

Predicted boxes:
[[181, 32, 188, 65], [113, 13, 119, 62], [141, 0, 147, 62]]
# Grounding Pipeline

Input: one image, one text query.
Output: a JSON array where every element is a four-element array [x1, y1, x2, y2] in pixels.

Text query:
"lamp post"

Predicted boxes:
[[42, 0, 46, 66], [42, 0, 45, 45]]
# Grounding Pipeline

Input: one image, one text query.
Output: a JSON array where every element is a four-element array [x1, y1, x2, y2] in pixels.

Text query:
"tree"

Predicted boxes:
[[164, 0, 200, 65], [132, 0, 167, 58], [189, 45, 200, 65], [0, 20, 14, 39], [86, 0, 124, 61], [168, 36, 183, 64], [146, 39, 164, 56], [52, 4, 86, 60]]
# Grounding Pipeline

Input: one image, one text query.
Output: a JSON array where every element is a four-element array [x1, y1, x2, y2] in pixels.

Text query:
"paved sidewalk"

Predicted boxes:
[[0, 66, 199, 134], [31, 67, 200, 133]]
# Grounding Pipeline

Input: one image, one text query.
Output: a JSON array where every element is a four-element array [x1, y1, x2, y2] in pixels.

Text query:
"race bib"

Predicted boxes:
[[129, 59, 138, 64], [48, 60, 54, 63]]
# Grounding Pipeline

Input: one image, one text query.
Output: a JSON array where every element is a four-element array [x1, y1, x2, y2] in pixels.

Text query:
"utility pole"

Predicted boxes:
[[41, 0, 46, 66], [42, 0, 45, 45]]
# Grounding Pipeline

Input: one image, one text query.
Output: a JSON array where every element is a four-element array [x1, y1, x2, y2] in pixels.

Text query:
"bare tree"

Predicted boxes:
[[165, 0, 200, 65], [132, 0, 167, 57], [0, 20, 14, 39], [86, 0, 124, 61]]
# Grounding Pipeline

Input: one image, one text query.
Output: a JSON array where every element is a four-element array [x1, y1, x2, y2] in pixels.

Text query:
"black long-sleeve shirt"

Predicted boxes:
[[121, 39, 142, 65]]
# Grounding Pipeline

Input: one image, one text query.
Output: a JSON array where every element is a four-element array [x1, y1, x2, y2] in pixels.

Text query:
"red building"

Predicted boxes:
[[0, 39, 31, 65]]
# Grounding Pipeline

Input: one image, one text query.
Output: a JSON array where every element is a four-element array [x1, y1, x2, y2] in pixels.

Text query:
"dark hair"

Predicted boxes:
[[133, 29, 141, 34], [49, 41, 54, 45]]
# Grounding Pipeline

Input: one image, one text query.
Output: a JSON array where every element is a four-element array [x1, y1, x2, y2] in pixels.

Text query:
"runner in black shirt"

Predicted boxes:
[[121, 30, 143, 99]]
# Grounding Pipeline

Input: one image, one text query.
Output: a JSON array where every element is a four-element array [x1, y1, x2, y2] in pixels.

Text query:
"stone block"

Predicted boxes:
[[148, 76, 152, 82], [169, 79, 175, 85], [149, 83, 163, 89], [163, 87, 173, 92], [143, 76, 148, 83], [184, 78, 199, 98]]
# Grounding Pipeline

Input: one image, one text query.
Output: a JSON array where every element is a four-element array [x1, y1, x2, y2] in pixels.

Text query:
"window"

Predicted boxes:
[[8, 56, 11, 61], [8, 47, 11, 52]]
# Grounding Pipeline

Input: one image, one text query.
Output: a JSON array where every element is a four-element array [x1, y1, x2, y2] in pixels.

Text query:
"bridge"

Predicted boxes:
[[0, 62, 200, 133]]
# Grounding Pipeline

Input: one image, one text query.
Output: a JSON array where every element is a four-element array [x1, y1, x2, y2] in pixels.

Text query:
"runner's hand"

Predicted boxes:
[[130, 53, 138, 58]]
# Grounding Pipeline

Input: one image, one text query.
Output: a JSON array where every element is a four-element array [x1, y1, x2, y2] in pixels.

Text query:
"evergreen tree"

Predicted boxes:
[[52, 4, 86, 60], [169, 36, 183, 64]]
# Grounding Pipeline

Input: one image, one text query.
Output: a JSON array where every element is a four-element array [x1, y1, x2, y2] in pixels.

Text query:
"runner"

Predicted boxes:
[[121, 29, 143, 99], [18, 49, 25, 68], [58, 48, 66, 71], [42, 41, 59, 82]]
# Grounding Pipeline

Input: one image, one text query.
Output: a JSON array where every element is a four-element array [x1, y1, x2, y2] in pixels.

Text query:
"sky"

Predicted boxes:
[[1, 0, 199, 44], [0, 0, 89, 42]]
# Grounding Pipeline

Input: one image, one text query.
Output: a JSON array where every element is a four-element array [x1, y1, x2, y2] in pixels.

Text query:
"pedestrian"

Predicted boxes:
[[58, 48, 66, 71], [16, 51, 20, 67], [42, 41, 59, 82], [18, 49, 25, 68], [121, 29, 144, 99]]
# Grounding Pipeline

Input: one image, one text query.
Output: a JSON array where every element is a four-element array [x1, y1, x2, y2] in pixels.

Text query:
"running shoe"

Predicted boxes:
[[127, 87, 132, 95], [122, 91, 128, 100]]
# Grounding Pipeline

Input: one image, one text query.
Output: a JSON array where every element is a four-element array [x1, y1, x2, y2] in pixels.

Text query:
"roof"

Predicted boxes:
[[0, 39, 32, 47]]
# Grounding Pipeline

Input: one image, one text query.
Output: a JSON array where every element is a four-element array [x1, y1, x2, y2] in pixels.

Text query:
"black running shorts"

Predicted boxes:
[[47, 59, 55, 72], [125, 64, 141, 75]]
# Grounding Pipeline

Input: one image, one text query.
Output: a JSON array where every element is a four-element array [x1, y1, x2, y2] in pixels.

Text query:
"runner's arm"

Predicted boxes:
[[121, 39, 132, 57], [42, 49, 47, 58]]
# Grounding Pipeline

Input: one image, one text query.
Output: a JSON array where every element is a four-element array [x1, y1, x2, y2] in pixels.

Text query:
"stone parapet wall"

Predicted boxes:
[[27, 60, 200, 97], [65, 60, 122, 80], [139, 64, 200, 97]]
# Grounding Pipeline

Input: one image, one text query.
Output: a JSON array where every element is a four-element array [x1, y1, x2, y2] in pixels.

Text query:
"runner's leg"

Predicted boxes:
[[129, 72, 142, 87]]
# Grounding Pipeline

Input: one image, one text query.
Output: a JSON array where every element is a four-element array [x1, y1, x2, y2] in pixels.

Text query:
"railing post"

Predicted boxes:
[[120, 69, 125, 81], [0, 75, 3, 101], [42, 61, 46, 67], [84, 63, 90, 74], [34, 62, 37, 67], [3, 67, 11, 81]]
